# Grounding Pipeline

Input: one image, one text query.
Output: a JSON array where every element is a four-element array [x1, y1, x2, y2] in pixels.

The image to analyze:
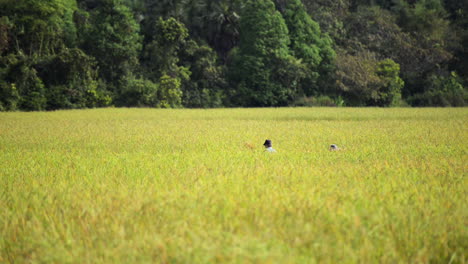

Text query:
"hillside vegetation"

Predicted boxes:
[[0, 0, 467, 110]]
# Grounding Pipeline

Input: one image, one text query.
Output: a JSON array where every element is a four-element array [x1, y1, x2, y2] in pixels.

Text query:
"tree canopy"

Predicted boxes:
[[0, 0, 466, 110]]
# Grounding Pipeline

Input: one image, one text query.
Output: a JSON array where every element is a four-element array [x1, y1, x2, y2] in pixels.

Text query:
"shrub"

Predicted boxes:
[[117, 77, 159, 107], [409, 72, 467, 106], [0, 82, 19, 111], [157, 74, 182, 108]]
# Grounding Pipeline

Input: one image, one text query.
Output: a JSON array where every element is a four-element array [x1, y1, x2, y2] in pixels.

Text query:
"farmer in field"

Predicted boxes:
[[263, 139, 276, 152], [329, 144, 340, 151]]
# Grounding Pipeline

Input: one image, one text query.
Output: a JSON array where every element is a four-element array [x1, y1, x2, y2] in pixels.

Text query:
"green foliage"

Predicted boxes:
[[335, 51, 381, 106], [139, 17, 189, 108], [142, 17, 188, 81], [273, 55, 308, 100], [444, 0, 468, 85], [277, 0, 336, 95], [229, 0, 294, 106], [0, 83, 20, 111], [117, 76, 159, 107], [138, 17, 190, 110], [344, 6, 404, 54], [157, 74, 183, 108], [374, 58, 404, 106], [390, 1, 453, 97], [302, 0, 350, 42], [394, 0, 449, 40], [82, 0, 141, 84], [18, 69, 47, 111], [36, 48, 108, 109], [0, 0, 77, 56], [141, 0, 185, 19], [280, 0, 323, 67], [154, 17, 189, 47], [342, 4, 453, 100], [180, 41, 226, 108], [0, 16, 12, 55], [4, 56, 47, 111], [183, 0, 243, 61], [0, 0, 467, 110], [336, 51, 404, 106], [410, 72, 467, 106]]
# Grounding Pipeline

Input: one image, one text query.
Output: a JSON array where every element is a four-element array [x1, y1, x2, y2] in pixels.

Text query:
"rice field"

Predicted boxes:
[[0, 108, 467, 263]]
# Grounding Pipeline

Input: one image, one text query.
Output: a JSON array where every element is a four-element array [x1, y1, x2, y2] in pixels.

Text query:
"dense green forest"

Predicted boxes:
[[0, 0, 466, 110]]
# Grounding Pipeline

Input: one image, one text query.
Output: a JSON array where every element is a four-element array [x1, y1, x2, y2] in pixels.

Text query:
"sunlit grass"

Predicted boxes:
[[0, 108, 466, 263]]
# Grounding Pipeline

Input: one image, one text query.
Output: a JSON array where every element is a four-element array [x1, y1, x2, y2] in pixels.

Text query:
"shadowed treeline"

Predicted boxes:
[[0, 0, 467, 111]]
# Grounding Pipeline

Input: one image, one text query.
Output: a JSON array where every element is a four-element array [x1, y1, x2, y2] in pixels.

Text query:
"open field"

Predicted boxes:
[[0, 108, 467, 263]]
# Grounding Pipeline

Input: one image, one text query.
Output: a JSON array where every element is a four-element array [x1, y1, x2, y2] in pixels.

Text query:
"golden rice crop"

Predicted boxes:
[[0, 108, 466, 263]]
